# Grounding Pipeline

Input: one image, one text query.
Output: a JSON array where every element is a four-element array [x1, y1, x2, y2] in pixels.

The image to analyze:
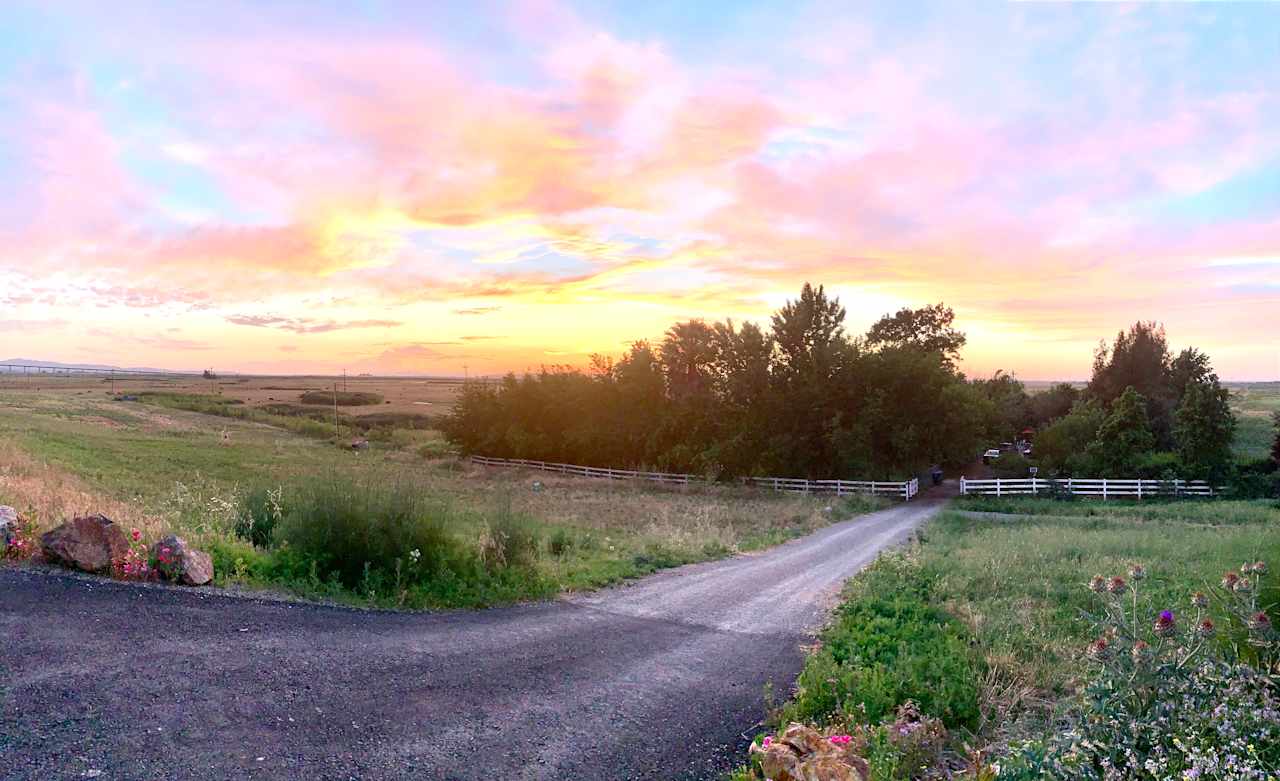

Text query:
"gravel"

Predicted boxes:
[[0, 497, 943, 780]]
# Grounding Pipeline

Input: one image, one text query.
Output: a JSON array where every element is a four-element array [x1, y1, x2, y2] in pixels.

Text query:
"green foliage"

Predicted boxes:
[[1087, 387, 1155, 476], [782, 554, 982, 730], [865, 302, 967, 367], [990, 450, 1032, 478], [299, 390, 384, 406], [1035, 399, 1105, 474], [1028, 382, 1080, 428], [1174, 376, 1236, 481], [235, 485, 282, 547], [442, 284, 986, 480]]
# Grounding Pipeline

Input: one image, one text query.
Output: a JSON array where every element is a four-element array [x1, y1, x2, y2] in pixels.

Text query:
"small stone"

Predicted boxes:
[[350, 438, 370, 451], [40, 514, 129, 574]]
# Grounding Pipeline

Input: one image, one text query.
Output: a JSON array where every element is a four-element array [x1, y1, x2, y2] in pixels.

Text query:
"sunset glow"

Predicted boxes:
[[3, 1, 1278, 379]]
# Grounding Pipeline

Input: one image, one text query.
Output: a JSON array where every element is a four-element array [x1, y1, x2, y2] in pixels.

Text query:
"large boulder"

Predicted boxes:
[[150, 534, 213, 586], [40, 514, 129, 573]]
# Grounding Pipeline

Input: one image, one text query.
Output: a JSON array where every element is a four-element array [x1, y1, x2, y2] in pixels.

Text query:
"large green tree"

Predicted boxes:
[[1088, 387, 1156, 476], [865, 302, 966, 367], [1173, 376, 1237, 482]]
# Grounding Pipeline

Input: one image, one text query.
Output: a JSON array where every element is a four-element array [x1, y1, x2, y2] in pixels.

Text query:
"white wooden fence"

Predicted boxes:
[[469, 455, 920, 500], [960, 477, 1215, 499]]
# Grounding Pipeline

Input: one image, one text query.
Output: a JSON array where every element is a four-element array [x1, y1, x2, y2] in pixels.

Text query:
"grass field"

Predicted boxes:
[[0, 388, 884, 607], [1229, 381, 1280, 460]]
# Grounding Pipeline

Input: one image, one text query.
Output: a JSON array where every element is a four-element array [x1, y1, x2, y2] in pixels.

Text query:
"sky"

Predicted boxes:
[[2, 1, 1278, 380]]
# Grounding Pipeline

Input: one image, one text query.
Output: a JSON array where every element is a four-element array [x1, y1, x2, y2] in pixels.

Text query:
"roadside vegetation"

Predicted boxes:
[[0, 389, 884, 608], [736, 497, 1280, 778]]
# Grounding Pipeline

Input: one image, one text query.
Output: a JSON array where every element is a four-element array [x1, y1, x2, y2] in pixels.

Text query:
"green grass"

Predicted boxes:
[[135, 392, 342, 440], [299, 390, 384, 406], [1228, 381, 1279, 460], [920, 500, 1280, 700], [953, 494, 1279, 525], [783, 552, 982, 731]]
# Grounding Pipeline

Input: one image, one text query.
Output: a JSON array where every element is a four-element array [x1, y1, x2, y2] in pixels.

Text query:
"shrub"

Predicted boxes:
[[782, 553, 982, 730], [272, 475, 466, 589], [235, 486, 284, 548]]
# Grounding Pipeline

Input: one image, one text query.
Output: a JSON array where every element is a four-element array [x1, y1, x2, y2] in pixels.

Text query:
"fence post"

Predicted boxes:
[[1102, 480, 1108, 501], [1137, 480, 1143, 501], [960, 476, 966, 495], [996, 479, 1002, 498]]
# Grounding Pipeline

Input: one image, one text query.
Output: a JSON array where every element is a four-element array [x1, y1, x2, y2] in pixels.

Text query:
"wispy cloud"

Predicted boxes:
[[225, 315, 402, 333]]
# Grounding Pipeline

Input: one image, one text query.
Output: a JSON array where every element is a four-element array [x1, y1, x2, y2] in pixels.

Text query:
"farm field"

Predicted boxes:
[[0, 387, 883, 608], [0, 371, 467, 418]]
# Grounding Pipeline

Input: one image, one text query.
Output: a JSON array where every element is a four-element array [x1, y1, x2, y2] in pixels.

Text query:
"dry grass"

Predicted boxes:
[[0, 439, 166, 538]]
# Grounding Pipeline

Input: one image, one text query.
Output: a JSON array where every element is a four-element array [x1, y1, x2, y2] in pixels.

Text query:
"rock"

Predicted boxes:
[[0, 505, 16, 545], [151, 534, 214, 586], [749, 723, 869, 781], [40, 514, 129, 573], [350, 438, 370, 451]]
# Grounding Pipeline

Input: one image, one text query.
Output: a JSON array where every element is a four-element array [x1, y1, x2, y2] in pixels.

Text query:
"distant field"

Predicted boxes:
[[0, 372, 465, 417], [0, 388, 880, 607], [1228, 381, 1280, 460]]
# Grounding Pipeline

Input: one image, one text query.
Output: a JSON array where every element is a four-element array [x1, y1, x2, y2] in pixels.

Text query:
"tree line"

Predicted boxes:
[[443, 284, 1276, 490], [448, 284, 1029, 480]]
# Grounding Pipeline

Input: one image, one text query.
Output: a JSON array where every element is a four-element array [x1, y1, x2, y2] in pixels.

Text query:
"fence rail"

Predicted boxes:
[[469, 455, 920, 500], [959, 477, 1215, 499]]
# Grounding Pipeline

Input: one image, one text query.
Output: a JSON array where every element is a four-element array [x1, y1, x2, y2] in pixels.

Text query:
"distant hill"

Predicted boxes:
[[0, 359, 183, 374]]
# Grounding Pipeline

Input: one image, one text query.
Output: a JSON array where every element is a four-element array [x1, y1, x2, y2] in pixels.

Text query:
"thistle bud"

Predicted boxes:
[[1107, 576, 1127, 595], [1191, 592, 1209, 609], [1248, 612, 1272, 633], [1086, 637, 1110, 661], [1154, 610, 1176, 638], [1222, 572, 1240, 590], [1089, 575, 1107, 593], [1196, 618, 1215, 638], [1128, 564, 1147, 581]]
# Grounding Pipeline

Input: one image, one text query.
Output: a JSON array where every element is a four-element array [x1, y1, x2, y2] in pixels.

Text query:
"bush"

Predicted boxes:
[[272, 475, 467, 588], [235, 486, 283, 548], [299, 390, 384, 407], [782, 554, 982, 730]]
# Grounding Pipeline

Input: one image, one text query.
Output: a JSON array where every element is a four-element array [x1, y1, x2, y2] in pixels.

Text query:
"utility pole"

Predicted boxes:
[[333, 382, 340, 439], [343, 368, 347, 392]]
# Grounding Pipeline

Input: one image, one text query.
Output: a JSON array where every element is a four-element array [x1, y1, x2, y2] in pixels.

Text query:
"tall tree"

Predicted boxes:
[[865, 303, 966, 367], [1088, 322, 1175, 447], [770, 283, 848, 382], [659, 320, 719, 402], [1088, 386, 1156, 476], [1174, 376, 1237, 481]]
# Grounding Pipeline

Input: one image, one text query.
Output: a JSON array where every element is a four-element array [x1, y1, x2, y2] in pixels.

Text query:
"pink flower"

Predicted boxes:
[[131, 529, 142, 542], [828, 735, 852, 746], [761, 736, 773, 749]]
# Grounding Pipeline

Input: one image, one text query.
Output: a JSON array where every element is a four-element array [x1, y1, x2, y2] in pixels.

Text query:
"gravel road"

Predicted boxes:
[[1, 497, 945, 781]]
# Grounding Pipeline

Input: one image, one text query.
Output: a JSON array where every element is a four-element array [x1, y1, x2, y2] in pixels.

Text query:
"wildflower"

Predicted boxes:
[[1089, 575, 1107, 593], [1196, 618, 1215, 638], [1107, 576, 1127, 595], [1222, 572, 1240, 590], [130, 528, 142, 542], [1241, 562, 1254, 575], [761, 736, 773, 749], [1253, 561, 1268, 575], [1233, 578, 1252, 594], [1130, 640, 1151, 663], [409, 548, 421, 564], [1248, 612, 1272, 633], [1154, 610, 1176, 637], [828, 735, 852, 746], [1086, 636, 1110, 661], [1191, 591, 1209, 609], [1128, 564, 1147, 581]]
